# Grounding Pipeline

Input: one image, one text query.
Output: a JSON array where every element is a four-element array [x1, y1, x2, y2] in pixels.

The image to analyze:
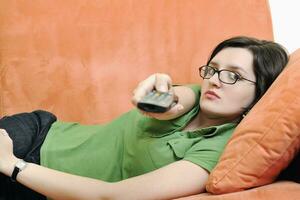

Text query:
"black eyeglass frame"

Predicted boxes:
[[198, 65, 256, 85]]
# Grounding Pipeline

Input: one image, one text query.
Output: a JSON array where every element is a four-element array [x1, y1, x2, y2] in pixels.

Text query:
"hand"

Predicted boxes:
[[132, 73, 184, 120], [0, 129, 18, 175]]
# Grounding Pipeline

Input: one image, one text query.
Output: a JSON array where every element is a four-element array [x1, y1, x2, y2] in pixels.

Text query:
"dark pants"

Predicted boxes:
[[0, 110, 56, 200]]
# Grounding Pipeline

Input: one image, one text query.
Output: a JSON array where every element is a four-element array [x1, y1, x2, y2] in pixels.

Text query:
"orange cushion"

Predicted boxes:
[[206, 49, 300, 194], [176, 181, 300, 200]]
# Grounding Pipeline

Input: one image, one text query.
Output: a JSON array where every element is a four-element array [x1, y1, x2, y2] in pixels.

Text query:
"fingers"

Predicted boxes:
[[0, 129, 8, 136], [132, 73, 172, 106], [154, 74, 172, 93], [132, 74, 156, 105], [167, 103, 184, 114], [139, 103, 184, 120]]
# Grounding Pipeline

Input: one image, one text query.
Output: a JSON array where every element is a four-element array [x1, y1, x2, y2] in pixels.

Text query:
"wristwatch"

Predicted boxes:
[[11, 159, 28, 182]]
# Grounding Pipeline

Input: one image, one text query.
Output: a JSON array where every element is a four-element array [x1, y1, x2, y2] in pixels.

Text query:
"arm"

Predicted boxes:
[[0, 130, 208, 200], [132, 73, 196, 120]]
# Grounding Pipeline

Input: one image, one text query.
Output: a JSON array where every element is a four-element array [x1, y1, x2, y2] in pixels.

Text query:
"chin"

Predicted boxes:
[[200, 102, 221, 114], [200, 106, 222, 118]]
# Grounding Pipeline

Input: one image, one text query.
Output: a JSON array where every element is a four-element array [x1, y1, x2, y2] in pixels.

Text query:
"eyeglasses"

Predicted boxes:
[[198, 65, 256, 85]]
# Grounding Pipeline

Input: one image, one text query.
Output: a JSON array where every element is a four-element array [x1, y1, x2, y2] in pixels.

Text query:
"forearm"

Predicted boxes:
[[2, 157, 113, 200], [172, 86, 197, 118], [114, 161, 208, 200], [1, 157, 207, 200]]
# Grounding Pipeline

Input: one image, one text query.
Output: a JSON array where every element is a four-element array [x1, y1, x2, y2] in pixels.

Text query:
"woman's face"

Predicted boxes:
[[200, 47, 256, 121]]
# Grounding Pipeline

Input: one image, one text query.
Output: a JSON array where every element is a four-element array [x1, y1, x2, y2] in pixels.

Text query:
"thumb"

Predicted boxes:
[[167, 103, 184, 114]]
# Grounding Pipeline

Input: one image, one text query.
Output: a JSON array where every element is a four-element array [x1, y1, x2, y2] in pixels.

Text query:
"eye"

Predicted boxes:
[[207, 67, 216, 75], [227, 71, 240, 81], [202, 66, 215, 77]]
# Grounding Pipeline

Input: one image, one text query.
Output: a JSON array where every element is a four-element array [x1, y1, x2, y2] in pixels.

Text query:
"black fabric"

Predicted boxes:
[[0, 110, 57, 200]]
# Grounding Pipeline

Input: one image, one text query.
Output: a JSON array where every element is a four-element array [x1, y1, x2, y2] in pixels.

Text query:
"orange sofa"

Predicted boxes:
[[1, 0, 299, 199]]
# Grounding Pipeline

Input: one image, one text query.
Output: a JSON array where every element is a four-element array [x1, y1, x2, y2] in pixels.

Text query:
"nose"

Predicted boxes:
[[207, 73, 221, 87]]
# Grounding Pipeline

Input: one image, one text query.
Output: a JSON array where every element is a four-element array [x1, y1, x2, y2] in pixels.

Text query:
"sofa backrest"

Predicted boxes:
[[0, 0, 273, 124]]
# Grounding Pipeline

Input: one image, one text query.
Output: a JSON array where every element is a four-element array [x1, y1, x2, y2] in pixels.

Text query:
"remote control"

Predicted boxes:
[[137, 90, 178, 113]]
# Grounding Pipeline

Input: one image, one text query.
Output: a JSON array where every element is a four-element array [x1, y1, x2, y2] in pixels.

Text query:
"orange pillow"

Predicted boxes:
[[206, 49, 300, 194]]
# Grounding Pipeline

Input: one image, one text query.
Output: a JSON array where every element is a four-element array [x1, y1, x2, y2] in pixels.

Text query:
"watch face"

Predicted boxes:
[[16, 160, 27, 170]]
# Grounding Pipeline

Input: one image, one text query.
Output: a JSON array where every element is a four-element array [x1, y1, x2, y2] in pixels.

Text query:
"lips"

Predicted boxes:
[[204, 90, 220, 99]]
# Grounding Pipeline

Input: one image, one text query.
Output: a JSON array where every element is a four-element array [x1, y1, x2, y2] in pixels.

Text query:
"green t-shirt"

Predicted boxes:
[[40, 85, 236, 182]]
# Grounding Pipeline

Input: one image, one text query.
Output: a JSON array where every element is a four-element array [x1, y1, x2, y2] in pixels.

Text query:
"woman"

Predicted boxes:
[[0, 36, 288, 200]]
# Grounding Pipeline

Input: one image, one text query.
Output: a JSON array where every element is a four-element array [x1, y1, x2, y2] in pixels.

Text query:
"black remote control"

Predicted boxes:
[[137, 90, 178, 113]]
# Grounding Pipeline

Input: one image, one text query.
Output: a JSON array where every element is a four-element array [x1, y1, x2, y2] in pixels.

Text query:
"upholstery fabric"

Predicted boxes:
[[0, 0, 273, 124], [4, 1, 298, 200], [206, 49, 300, 194], [175, 181, 300, 200]]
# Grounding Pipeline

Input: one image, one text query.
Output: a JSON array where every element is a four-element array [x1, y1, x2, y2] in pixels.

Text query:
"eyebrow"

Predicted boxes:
[[209, 61, 248, 74]]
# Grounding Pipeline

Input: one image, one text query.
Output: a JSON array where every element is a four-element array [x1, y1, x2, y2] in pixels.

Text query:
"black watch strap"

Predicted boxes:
[[10, 159, 27, 182], [11, 167, 21, 182]]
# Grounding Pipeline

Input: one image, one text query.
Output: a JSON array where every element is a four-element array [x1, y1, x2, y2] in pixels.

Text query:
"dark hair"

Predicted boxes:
[[207, 36, 289, 118]]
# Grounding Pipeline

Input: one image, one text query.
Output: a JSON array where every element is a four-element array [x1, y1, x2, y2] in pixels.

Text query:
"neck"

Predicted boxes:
[[184, 111, 236, 131]]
